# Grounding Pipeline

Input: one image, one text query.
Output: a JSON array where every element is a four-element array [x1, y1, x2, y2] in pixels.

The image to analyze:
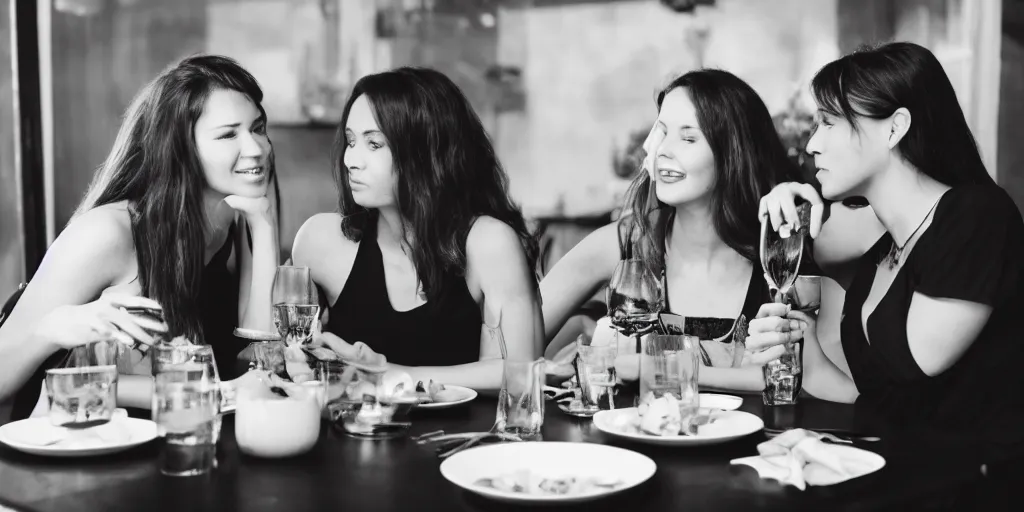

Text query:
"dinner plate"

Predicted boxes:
[[593, 407, 763, 446], [699, 393, 743, 411], [415, 385, 477, 410], [0, 416, 158, 457], [440, 442, 656, 504]]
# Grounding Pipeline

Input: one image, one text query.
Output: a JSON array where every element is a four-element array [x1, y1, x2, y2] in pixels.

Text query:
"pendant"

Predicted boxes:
[[885, 242, 902, 270]]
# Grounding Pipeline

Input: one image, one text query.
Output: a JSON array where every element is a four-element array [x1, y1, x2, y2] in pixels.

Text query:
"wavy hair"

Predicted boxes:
[[620, 69, 799, 273], [332, 67, 538, 302], [810, 41, 992, 186], [73, 55, 277, 341]]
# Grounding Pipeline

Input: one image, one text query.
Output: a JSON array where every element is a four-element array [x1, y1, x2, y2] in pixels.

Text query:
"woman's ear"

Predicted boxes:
[[887, 107, 912, 149]]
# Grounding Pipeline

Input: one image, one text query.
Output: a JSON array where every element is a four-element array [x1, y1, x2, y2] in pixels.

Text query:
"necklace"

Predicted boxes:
[[883, 194, 944, 270]]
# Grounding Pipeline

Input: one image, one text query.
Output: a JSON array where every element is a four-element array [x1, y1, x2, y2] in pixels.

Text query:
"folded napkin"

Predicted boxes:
[[10, 409, 133, 448], [730, 429, 882, 490]]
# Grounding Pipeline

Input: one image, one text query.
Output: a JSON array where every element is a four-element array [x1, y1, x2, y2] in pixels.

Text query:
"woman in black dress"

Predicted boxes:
[[749, 42, 1024, 485], [292, 67, 543, 391], [0, 55, 280, 416]]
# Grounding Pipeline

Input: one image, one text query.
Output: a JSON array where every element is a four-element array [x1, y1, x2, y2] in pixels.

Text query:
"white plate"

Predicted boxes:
[[700, 393, 743, 411], [440, 442, 656, 504], [593, 407, 764, 446], [415, 385, 477, 410], [0, 417, 158, 457]]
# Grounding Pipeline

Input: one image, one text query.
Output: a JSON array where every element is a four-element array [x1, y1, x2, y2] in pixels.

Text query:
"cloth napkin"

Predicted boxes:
[[11, 408, 133, 448], [730, 429, 883, 490]]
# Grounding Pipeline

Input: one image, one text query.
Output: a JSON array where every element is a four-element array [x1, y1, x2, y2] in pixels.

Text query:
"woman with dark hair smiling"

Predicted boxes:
[[0, 55, 280, 417], [292, 67, 543, 391], [749, 42, 1024, 493], [541, 69, 811, 391]]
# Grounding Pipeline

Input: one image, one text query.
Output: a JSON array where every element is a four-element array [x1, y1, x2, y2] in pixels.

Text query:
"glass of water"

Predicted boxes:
[[272, 266, 320, 346], [45, 339, 120, 428], [152, 347, 221, 477], [495, 358, 545, 440], [639, 334, 701, 434], [563, 336, 617, 417]]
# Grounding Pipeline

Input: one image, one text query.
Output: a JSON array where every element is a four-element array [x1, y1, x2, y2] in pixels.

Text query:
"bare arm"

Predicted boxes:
[[539, 222, 620, 350], [392, 217, 544, 391], [230, 195, 280, 332], [0, 209, 161, 404]]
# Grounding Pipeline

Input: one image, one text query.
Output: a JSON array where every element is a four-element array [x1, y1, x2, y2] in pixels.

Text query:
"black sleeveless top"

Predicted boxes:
[[841, 185, 1024, 463], [8, 222, 250, 420], [323, 222, 482, 367]]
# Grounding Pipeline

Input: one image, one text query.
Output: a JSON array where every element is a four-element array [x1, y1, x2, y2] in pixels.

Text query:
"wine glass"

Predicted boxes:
[[271, 266, 320, 346], [759, 203, 809, 304], [606, 259, 664, 353]]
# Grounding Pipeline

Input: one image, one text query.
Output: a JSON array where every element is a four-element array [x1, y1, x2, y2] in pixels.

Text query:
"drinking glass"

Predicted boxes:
[[45, 339, 120, 428], [639, 334, 701, 435], [495, 358, 545, 440], [152, 347, 220, 477], [327, 365, 415, 439], [272, 266, 320, 346], [562, 336, 617, 417], [759, 203, 809, 406], [607, 259, 664, 353]]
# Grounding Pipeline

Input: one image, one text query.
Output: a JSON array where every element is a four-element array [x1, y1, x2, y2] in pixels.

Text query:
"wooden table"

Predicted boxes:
[[0, 394, 990, 512]]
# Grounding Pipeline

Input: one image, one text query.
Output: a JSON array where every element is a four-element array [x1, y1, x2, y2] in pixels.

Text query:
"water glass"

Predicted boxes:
[[564, 338, 617, 417], [45, 339, 120, 428], [639, 334, 700, 434], [153, 362, 220, 476], [327, 365, 415, 439], [495, 358, 545, 440], [272, 266, 320, 346]]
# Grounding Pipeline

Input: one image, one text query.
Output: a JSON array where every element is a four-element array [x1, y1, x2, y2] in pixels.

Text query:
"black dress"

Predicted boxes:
[[323, 222, 482, 367], [840, 184, 1024, 462], [198, 221, 252, 380]]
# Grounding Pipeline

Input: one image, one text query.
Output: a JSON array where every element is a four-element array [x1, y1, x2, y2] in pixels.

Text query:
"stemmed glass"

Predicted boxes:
[[759, 203, 809, 304], [607, 258, 664, 353], [758, 203, 810, 405], [271, 266, 320, 346]]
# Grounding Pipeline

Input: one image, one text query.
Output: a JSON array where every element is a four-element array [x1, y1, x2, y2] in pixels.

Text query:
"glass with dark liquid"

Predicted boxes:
[[607, 259, 664, 353]]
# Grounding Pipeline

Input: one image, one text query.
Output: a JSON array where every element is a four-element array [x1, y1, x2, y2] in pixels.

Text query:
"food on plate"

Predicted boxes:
[[341, 370, 452, 404], [638, 393, 682, 436], [474, 469, 625, 496]]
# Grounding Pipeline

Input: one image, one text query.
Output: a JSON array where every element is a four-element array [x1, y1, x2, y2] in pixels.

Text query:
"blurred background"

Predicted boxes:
[[0, 0, 1020, 298]]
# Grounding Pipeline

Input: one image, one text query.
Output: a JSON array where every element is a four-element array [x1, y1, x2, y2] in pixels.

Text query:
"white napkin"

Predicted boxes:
[[730, 429, 882, 490], [7, 409, 133, 448]]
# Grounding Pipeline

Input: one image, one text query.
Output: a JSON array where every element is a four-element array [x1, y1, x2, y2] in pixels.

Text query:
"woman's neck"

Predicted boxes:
[[202, 192, 235, 258], [666, 201, 734, 264], [862, 159, 950, 245], [376, 206, 410, 254]]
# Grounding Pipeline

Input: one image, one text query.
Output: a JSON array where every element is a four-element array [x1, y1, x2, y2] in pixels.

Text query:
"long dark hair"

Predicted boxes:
[[332, 67, 538, 302], [620, 69, 798, 272], [74, 55, 276, 342], [810, 41, 992, 186]]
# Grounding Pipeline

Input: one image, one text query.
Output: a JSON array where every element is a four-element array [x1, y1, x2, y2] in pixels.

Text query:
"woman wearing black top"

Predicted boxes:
[[292, 67, 543, 391], [749, 42, 1024, 473], [0, 55, 280, 415]]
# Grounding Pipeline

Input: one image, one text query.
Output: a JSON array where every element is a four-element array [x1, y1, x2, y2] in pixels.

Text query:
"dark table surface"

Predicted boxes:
[[0, 393, 993, 512]]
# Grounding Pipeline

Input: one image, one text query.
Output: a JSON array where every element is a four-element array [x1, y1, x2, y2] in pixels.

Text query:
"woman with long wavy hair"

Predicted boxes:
[[292, 67, 543, 391], [541, 69, 811, 391], [0, 55, 279, 417]]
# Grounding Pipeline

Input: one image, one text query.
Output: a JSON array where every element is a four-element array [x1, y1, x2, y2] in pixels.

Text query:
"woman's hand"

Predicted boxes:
[[33, 294, 167, 351], [223, 195, 275, 229], [311, 331, 387, 367], [758, 182, 826, 238], [744, 303, 811, 366]]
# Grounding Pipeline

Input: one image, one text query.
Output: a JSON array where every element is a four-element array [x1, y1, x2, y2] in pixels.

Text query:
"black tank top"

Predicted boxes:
[[323, 222, 482, 367]]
